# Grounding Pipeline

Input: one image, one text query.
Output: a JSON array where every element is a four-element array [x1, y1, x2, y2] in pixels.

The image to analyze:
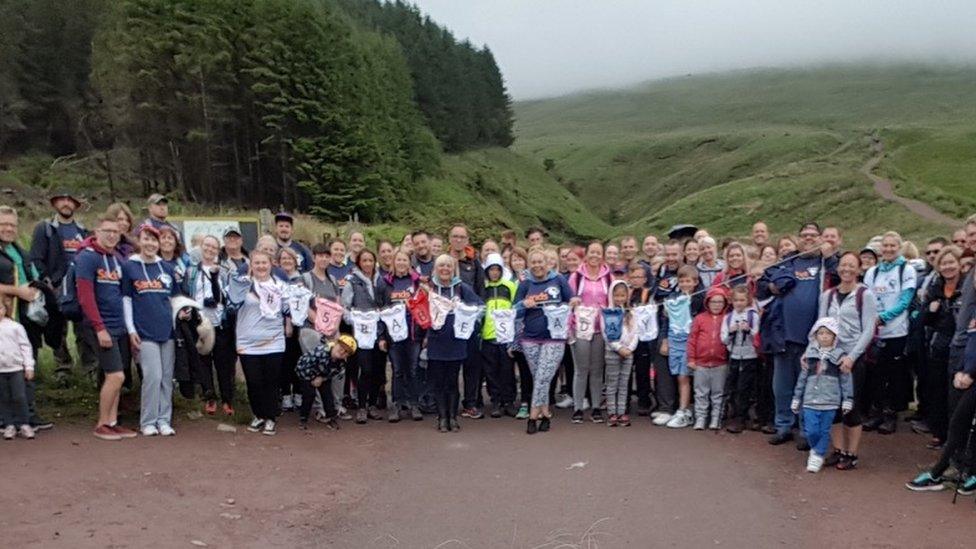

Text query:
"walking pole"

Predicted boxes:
[[951, 394, 976, 505]]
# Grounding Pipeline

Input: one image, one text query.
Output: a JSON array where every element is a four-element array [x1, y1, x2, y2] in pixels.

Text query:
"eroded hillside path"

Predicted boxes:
[[861, 137, 959, 226]]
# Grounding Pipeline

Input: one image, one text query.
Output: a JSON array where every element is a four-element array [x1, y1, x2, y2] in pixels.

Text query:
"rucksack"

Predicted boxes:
[[58, 262, 82, 322], [724, 309, 760, 351], [828, 285, 867, 327]]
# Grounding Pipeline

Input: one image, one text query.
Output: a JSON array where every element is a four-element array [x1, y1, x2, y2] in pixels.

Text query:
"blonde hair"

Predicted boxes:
[[901, 240, 919, 260], [882, 231, 903, 247], [434, 254, 456, 270]]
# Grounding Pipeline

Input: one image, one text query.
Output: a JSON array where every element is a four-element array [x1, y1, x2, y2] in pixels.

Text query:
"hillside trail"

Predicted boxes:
[[861, 137, 959, 226]]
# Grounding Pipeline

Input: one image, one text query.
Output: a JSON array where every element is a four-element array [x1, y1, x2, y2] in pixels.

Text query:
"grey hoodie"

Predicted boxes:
[[793, 344, 853, 411]]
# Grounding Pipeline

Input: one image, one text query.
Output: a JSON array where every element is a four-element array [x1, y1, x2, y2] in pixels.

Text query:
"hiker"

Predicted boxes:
[[689, 286, 731, 431], [481, 253, 517, 418], [341, 249, 389, 424], [378, 249, 424, 421], [921, 246, 963, 450], [448, 224, 487, 420], [721, 284, 761, 434], [273, 212, 313, 273], [0, 300, 36, 440], [568, 240, 612, 424]]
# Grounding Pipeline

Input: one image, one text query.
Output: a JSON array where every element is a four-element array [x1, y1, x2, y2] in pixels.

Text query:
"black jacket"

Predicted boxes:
[[29, 219, 87, 286]]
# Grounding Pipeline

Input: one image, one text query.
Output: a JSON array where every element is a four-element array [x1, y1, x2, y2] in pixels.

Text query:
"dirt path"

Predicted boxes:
[[861, 139, 959, 227], [3, 413, 973, 548]]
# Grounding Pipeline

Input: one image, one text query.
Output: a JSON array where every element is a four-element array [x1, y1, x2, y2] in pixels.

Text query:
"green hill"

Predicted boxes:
[[515, 64, 976, 244]]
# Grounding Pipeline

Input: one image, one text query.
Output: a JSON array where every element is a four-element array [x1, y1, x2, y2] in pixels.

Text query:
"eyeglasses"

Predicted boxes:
[[925, 249, 940, 256]]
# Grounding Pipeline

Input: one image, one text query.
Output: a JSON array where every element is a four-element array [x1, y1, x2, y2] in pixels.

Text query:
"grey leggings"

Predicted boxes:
[[604, 349, 633, 416], [523, 341, 565, 407], [572, 334, 605, 411], [693, 365, 728, 423], [139, 340, 175, 429]]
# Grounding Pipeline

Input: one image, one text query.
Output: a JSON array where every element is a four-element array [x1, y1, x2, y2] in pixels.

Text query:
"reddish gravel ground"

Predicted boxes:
[[3, 412, 973, 548]]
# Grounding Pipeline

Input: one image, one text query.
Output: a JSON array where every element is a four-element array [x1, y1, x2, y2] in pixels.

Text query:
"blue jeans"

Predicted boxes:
[[773, 341, 805, 435], [802, 408, 835, 457], [667, 336, 689, 376], [389, 339, 421, 407]]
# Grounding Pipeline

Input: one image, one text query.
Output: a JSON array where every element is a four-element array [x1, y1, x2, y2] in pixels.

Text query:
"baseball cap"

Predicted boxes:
[[274, 211, 294, 224], [147, 193, 168, 205], [222, 227, 242, 237]]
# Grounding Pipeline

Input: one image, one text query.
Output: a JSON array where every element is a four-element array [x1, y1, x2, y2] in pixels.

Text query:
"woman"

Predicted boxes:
[[229, 250, 291, 436], [921, 246, 963, 449], [818, 251, 878, 470], [514, 247, 573, 434], [696, 236, 725, 287], [605, 244, 621, 272], [377, 240, 395, 277], [158, 226, 186, 284], [121, 225, 178, 437], [380, 250, 423, 422], [777, 235, 798, 259], [341, 249, 389, 424], [568, 241, 612, 424], [509, 247, 528, 283], [399, 234, 414, 256], [712, 242, 754, 295], [106, 202, 138, 261], [277, 247, 303, 413], [182, 235, 235, 416], [425, 254, 483, 432], [758, 245, 777, 264], [683, 239, 700, 266], [906, 368, 976, 493], [863, 231, 917, 435]]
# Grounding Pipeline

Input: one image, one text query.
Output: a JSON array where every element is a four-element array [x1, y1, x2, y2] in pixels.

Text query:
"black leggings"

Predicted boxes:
[[725, 358, 758, 422], [199, 327, 237, 404], [299, 379, 336, 421], [240, 353, 282, 421], [512, 351, 531, 405], [354, 348, 387, 409], [868, 337, 909, 415], [279, 333, 302, 398], [831, 356, 868, 427], [428, 359, 462, 420], [931, 384, 976, 478]]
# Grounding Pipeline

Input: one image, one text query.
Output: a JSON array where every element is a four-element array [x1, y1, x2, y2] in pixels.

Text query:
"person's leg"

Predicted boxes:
[[262, 353, 283, 420], [299, 380, 316, 421], [756, 354, 774, 428], [588, 334, 606, 410], [693, 369, 710, 422], [53, 319, 74, 373], [802, 408, 822, 455], [356, 350, 373, 410], [7, 373, 29, 426], [604, 350, 621, 416], [571, 340, 592, 412], [931, 385, 976, 478], [212, 328, 237, 405], [497, 347, 515, 408], [0, 372, 12, 426], [158, 340, 175, 426], [724, 360, 741, 421], [772, 348, 800, 435], [617, 356, 633, 416], [139, 341, 163, 430], [447, 360, 462, 419], [343, 355, 359, 408], [634, 342, 652, 412], [655, 350, 676, 414], [462, 336, 483, 410], [927, 346, 950, 442], [879, 337, 907, 426], [481, 342, 501, 407], [530, 344, 562, 412], [239, 355, 264, 418], [427, 360, 448, 419], [388, 342, 406, 408], [710, 365, 729, 426]]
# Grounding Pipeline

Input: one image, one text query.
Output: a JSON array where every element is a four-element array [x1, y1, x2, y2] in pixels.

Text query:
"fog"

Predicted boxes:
[[410, 0, 976, 100]]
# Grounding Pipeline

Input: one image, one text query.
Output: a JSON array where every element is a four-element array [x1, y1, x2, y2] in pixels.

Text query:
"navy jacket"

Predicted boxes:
[[425, 278, 483, 361]]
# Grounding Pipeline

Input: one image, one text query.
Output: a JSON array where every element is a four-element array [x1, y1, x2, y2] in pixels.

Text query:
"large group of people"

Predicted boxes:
[[1, 192, 976, 494]]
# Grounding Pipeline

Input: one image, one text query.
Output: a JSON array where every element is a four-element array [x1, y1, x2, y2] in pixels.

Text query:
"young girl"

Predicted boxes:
[[720, 285, 761, 433], [0, 301, 35, 440], [664, 265, 703, 428], [604, 280, 639, 426], [792, 317, 853, 473], [688, 286, 730, 430]]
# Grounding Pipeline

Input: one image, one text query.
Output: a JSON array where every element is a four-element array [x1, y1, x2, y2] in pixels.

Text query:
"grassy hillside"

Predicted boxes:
[[515, 64, 976, 242]]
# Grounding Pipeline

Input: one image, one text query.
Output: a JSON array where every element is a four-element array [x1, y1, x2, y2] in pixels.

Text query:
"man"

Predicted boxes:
[[620, 235, 639, 271], [411, 230, 435, 282], [918, 237, 947, 303], [757, 222, 837, 449], [500, 230, 517, 250], [951, 228, 967, 249], [29, 191, 94, 376], [219, 227, 249, 273], [0, 206, 53, 431], [449, 224, 487, 418], [638, 235, 660, 286], [751, 221, 770, 249], [430, 236, 444, 256], [76, 214, 136, 441], [348, 231, 366, 261], [525, 227, 546, 248], [274, 212, 313, 272], [143, 194, 179, 233], [649, 240, 684, 426]]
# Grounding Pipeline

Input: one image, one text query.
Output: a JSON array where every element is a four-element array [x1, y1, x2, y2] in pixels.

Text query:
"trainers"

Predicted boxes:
[[806, 452, 824, 473], [355, 409, 368, 424], [571, 410, 584, 424], [247, 418, 265, 432], [666, 410, 692, 429], [18, 424, 35, 440], [555, 394, 574, 409], [158, 423, 176, 437], [367, 406, 383, 421], [591, 409, 604, 424], [388, 408, 401, 423], [906, 471, 945, 491], [438, 418, 450, 433], [958, 475, 976, 496], [653, 413, 673, 426], [607, 414, 619, 427], [515, 405, 530, 420], [650, 411, 664, 420], [693, 416, 706, 430], [824, 450, 843, 467], [725, 418, 744, 434], [337, 407, 353, 421], [3, 425, 16, 440], [410, 406, 424, 421], [222, 403, 235, 416], [490, 404, 502, 418], [205, 400, 218, 415], [110, 425, 138, 439], [93, 425, 122, 441], [768, 432, 793, 445], [709, 417, 721, 430], [450, 418, 461, 432], [836, 453, 858, 471], [539, 417, 551, 432], [619, 414, 631, 426], [910, 420, 931, 434], [263, 420, 277, 436], [293, 394, 302, 408], [31, 417, 54, 431], [526, 419, 538, 434], [461, 407, 484, 419], [281, 395, 293, 411], [141, 425, 159, 437]]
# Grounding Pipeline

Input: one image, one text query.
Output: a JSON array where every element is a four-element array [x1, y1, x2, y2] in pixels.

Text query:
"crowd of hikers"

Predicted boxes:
[[2, 192, 976, 494]]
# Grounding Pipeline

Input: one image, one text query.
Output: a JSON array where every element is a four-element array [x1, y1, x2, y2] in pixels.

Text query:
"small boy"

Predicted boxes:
[[481, 253, 517, 418], [792, 317, 853, 473], [688, 286, 730, 430], [663, 265, 703, 428], [295, 334, 357, 430], [0, 301, 36, 440], [720, 285, 761, 434]]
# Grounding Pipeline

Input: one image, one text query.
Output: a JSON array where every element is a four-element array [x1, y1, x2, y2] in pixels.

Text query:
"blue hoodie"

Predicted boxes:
[[514, 270, 573, 341], [758, 252, 836, 345], [425, 277, 484, 361]]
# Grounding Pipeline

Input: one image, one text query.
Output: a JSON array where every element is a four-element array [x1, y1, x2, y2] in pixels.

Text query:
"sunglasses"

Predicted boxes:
[[953, 239, 966, 245], [925, 250, 940, 256]]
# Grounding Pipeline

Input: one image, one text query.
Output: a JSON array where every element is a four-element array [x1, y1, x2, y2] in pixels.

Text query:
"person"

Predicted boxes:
[[758, 245, 777, 265], [276, 247, 304, 413], [143, 194, 178, 233], [525, 227, 546, 248], [29, 191, 93, 377], [757, 222, 837, 448], [430, 236, 444, 257], [792, 317, 854, 473], [295, 335, 356, 430], [619, 236, 639, 271], [858, 246, 878, 277], [425, 254, 483, 432], [500, 230, 517, 250], [663, 265, 704, 428], [863, 231, 917, 434], [480, 239, 500, 263], [0, 300, 36, 440], [605, 243, 621, 273], [918, 237, 948, 303], [639, 235, 660, 280], [683, 239, 700, 266], [399, 234, 414, 256], [568, 241, 612, 424], [158, 225, 186, 284], [951, 228, 968, 249], [689, 286, 730, 430], [379, 249, 424, 421], [228, 250, 292, 436], [219, 227, 249, 273], [712, 242, 753, 295], [270, 212, 312, 272], [325, 238, 351, 289], [627, 266, 654, 416], [411, 230, 435, 282], [514, 247, 572, 434], [182, 235, 236, 416], [348, 231, 366, 262], [603, 279, 638, 427], [651, 240, 686, 426], [122, 224, 178, 437], [377, 239, 395, 277], [822, 227, 843, 259], [341, 249, 389, 424], [817, 251, 878, 470], [481, 253, 517, 418], [721, 284, 761, 434], [752, 221, 769, 249], [509, 247, 528, 283], [448, 225, 487, 419], [696, 236, 724, 287], [106, 202, 138, 264], [76, 214, 135, 441], [300, 243, 347, 419], [921, 246, 963, 450]]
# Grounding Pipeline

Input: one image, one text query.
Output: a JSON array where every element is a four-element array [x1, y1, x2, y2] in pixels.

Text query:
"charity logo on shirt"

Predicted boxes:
[[795, 266, 820, 280], [526, 285, 563, 307], [389, 289, 413, 302], [492, 309, 516, 344], [133, 274, 171, 294], [97, 263, 122, 285]]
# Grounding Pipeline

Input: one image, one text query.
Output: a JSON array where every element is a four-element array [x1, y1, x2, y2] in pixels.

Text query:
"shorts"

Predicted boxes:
[[84, 327, 131, 374], [668, 337, 689, 376]]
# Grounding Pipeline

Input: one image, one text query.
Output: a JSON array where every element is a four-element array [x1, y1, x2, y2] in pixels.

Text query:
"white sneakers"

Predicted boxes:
[[248, 418, 265, 432], [2, 425, 16, 440], [158, 423, 176, 437], [693, 416, 707, 430], [292, 394, 302, 408], [141, 425, 159, 437], [263, 420, 277, 436], [4, 425, 35, 439], [555, 394, 574, 409], [807, 451, 824, 473], [19, 425, 35, 439], [281, 395, 294, 411], [666, 409, 693, 429], [143, 424, 176, 437], [652, 413, 672, 426]]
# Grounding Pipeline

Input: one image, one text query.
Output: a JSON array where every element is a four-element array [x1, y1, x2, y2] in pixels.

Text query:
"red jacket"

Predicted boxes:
[[688, 287, 729, 368]]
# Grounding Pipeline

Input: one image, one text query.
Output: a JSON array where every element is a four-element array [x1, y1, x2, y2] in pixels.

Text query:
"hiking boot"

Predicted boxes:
[[411, 406, 424, 421], [539, 417, 551, 432], [515, 404, 530, 420], [590, 409, 604, 424], [526, 419, 538, 434], [958, 475, 976, 496], [571, 410, 584, 424], [768, 431, 793, 445], [905, 471, 945, 492], [93, 425, 122, 441], [490, 404, 502, 418], [725, 418, 744, 434], [355, 409, 368, 424]]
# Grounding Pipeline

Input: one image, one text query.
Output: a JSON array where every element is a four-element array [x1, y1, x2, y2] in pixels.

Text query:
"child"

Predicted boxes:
[[791, 317, 853, 473], [663, 265, 703, 428], [688, 286, 730, 430], [720, 285, 761, 433], [0, 301, 36, 440], [295, 334, 357, 430], [604, 280, 639, 426], [627, 266, 654, 416], [481, 253, 517, 418]]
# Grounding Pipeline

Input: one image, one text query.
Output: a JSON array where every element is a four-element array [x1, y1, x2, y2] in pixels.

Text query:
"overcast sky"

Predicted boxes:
[[410, 0, 976, 100]]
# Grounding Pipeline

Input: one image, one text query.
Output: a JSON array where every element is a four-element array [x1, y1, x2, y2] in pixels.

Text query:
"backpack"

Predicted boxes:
[[828, 285, 867, 327], [58, 262, 82, 322], [724, 309, 760, 351]]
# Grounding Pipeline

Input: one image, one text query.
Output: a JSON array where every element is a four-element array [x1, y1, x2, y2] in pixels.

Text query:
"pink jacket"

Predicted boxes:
[[569, 263, 612, 334]]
